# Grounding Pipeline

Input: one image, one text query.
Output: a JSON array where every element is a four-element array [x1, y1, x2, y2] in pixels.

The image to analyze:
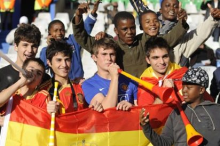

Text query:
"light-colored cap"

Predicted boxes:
[[19, 16, 28, 24]]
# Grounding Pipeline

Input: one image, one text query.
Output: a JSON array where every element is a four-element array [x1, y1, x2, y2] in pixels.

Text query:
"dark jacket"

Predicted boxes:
[[210, 67, 220, 103], [189, 45, 216, 67], [141, 101, 220, 146]]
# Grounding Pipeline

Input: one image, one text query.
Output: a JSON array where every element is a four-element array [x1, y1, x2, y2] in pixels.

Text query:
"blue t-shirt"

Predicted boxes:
[[82, 73, 138, 104]]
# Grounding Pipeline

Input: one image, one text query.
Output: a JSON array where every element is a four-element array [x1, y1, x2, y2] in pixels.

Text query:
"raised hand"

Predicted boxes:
[[139, 108, 149, 126], [208, 4, 220, 19], [95, 31, 106, 40], [91, 0, 102, 15], [177, 2, 187, 21], [75, 3, 90, 16]]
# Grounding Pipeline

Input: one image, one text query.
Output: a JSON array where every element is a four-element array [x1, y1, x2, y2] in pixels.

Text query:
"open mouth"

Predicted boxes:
[[24, 54, 34, 58], [168, 11, 175, 16]]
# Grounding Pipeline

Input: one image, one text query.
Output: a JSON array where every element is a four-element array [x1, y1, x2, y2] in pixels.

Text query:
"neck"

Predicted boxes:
[[189, 97, 204, 109], [14, 60, 23, 71], [97, 70, 111, 80], [20, 86, 35, 99], [54, 75, 69, 86]]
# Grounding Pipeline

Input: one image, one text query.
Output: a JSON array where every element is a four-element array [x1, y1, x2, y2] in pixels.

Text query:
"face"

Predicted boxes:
[[112, 2, 118, 10], [182, 82, 205, 104], [141, 12, 160, 36], [114, 19, 136, 45], [146, 48, 170, 77], [15, 41, 38, 65], [25, 61, 44, 89], [47, 52, 71, 79], [160, 0, 179, 21], [92, 48, 116, 72], [49, 23, 65, 40]]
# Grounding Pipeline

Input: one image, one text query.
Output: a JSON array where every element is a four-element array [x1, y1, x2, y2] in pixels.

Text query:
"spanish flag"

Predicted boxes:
[[0, 97, 175, 146]]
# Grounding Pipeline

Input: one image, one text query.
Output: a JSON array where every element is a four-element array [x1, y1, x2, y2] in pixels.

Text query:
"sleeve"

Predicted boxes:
[[141, 112, 174, 146], [137, 85, 155, 105], [200, 1, 209, 10], [39, 47, 49, 69], [84, 14, 97, 34], [129, 0, 149, 15], [210, 70, 220, 100], [72, 17, 96, 53], [172, 15, 218, 65], [82, 81, 100, 104], [161, 21, 189, 47], [132, 81, 138, 100]]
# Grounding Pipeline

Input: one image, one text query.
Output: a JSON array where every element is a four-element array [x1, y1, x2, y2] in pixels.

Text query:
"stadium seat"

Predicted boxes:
[[199, 66, 217, 94]]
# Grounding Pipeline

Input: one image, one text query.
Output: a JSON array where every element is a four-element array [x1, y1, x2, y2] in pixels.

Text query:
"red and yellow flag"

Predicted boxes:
[[1, 97, 175, 146]]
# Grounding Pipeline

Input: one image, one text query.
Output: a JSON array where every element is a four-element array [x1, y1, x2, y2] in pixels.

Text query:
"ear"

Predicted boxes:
[[146, 57, 150, 64], [14, 44, 18, 52], [47, 59, 52, 67], [200, 87, 206, 94], [114, 27, 119, 35], [159, 8, 162, 14], [139, 25, 143, 30], [92, 54, 97, 62]]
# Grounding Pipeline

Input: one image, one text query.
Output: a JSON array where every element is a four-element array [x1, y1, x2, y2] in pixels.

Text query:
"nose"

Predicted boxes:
[[150, 21, 156, 26], [61, 60, 68, 67], [158, 57, 165, 64], [27, 45, 33, 53], [182, 85, 187, 93]]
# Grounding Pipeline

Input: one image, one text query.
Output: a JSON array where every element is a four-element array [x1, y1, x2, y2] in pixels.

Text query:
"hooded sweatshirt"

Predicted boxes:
[[142, 100, 220, 146]]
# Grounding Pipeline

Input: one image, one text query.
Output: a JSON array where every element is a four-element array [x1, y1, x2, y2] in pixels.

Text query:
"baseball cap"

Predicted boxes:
[[182, 68, 209, 88], [19, 16, 28, 24]]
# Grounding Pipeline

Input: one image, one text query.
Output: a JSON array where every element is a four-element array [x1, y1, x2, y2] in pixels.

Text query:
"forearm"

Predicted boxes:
[[102, 77, 118, 109], [141, 123, 173, 146], [0, 81, 20, 107], [173, 15, 218, 60], [72, 17, 95, 53]]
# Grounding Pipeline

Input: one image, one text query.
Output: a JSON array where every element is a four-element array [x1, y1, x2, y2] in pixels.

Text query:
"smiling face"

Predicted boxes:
[[47, 52, 71, 80], [160, 0, 179, 21], [15, 41, 38, 65], [114, 19, 136, 45], [48, 22, 65, 40], [146, 47, 170, 77], [141, 12, 160, 36], [92, 47, 116, 72]]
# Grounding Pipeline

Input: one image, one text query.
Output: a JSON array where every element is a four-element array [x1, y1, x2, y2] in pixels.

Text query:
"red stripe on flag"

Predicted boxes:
[[9, 97, 175, 133]]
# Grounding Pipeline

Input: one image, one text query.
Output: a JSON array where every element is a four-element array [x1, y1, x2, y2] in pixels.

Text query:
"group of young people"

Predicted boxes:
[[0, 0, 220, 145]]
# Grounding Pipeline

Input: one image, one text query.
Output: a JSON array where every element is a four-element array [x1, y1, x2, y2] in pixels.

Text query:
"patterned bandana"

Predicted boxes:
[[182, 68, 209, 88]]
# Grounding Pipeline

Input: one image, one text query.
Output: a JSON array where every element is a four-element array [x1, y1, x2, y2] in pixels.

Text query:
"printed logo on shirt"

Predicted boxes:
[[119, 83, 129, 92], [65, 91, 71, 97], [99, 88, 105, 91], [118, 94, 129, 102], [77, 93, 84, 104]]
